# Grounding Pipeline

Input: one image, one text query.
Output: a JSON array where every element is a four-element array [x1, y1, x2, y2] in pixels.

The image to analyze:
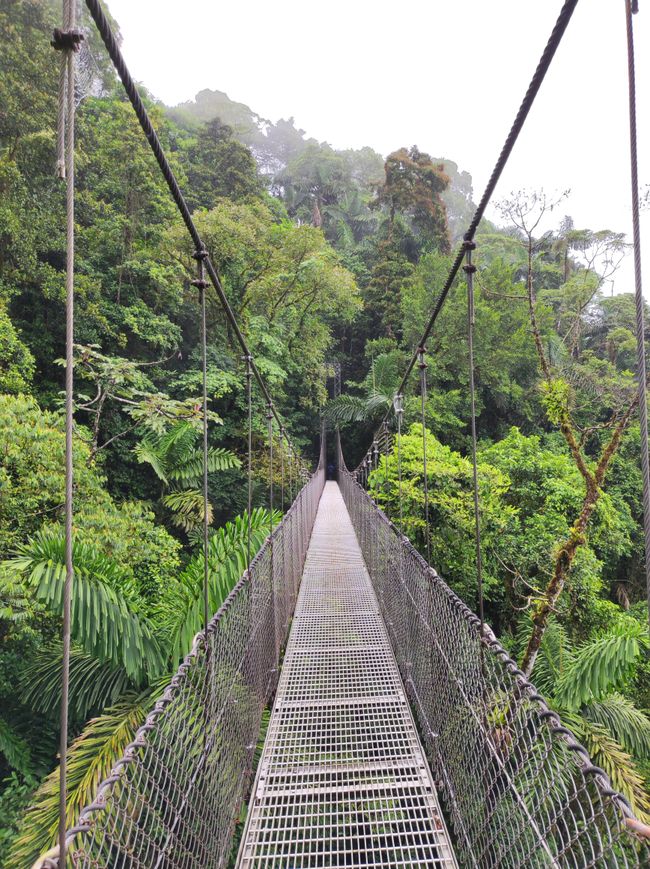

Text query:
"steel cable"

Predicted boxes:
[[355, 0, 580, 472], [624, 0, 650, 630], [82, 0, 301, 461]]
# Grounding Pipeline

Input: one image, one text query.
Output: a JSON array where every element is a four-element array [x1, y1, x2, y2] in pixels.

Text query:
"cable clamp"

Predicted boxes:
[[463, 263, 477, 274], [462, 238, 477, 252], [190, 278, 208, 289], [192, 247, 209, 261], [51, 27, 84, 52]]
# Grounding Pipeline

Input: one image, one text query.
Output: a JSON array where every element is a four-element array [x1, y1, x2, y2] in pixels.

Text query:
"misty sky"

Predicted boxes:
[[105, 0, 648, 295]]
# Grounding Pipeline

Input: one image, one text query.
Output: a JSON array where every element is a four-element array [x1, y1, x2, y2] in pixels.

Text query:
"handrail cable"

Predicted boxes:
[[354, 0, 579, 472]]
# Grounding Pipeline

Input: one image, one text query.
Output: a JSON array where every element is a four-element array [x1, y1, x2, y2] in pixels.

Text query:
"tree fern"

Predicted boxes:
[[5, 529, 165, 682], [6, 690, 158, 869]]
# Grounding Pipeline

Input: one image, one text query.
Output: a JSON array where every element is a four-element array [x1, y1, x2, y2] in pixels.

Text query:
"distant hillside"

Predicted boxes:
[[167, 89, 475, 240]]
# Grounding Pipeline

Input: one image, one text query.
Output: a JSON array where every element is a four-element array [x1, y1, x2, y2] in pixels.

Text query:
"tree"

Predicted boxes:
[[185, 118, 262, 210], [374, 146, 450, 253], [493, 191, 641, 675]]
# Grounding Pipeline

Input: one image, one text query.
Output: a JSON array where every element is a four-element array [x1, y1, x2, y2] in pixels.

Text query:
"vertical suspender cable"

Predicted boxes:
[[418, 348, 431, 565], [52, 0, 81, 860], [245, 355, 253, 574], [280, 428, 285, 513], [464, 243, 487, 656], [394, 395, 405, 538], [624, 0, 650, 629], [192, 250, 210, 641], [268, 404, 274, 532]]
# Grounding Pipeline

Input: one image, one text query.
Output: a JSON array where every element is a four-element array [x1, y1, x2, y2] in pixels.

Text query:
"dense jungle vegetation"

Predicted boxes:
[[1, 0, 649, 862]]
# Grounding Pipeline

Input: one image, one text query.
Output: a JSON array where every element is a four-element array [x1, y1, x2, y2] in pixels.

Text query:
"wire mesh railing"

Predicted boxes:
[[43, 442, 325, 868], [337, 437, 649, 869]]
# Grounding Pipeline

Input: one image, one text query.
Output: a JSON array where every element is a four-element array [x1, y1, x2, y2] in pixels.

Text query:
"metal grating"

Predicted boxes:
[[237, 482, 457, 868]]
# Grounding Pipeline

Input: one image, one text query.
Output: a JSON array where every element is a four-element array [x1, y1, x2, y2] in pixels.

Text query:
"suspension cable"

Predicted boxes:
[[624, 0, 650, 630], [82, 0, 302, 462], [354, 0, 580, 474], [191, 249, 210, 641], [418, 348, 431, 566], [51, 0, 82, 860]]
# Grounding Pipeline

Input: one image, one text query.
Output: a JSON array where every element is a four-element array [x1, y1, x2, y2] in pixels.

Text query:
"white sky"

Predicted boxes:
[[105, 0, 648, 295]]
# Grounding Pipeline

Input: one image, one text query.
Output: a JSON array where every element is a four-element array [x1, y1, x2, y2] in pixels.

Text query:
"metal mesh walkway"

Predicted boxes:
[[237, 482, 457, 868]]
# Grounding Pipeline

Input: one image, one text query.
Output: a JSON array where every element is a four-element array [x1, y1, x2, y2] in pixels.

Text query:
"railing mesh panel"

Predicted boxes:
[[338, 443, 649, 869], [52, 451, 325, 868]]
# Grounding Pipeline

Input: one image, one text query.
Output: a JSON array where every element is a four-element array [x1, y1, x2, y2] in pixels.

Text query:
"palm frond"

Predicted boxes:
[[584, 693, 650, 760], [554, 622, 648, 710], [5, 529, 165, 682], [163, 508, 277, 661], [159, 420, 199, 464], [6, 691, 157, 869], [21, 646, 132, 721], [162, 489, 213, 532], [168, 447, 241, 484], [322, 394, 369, 424], [529, 620, 572, 697], [0, 715, 33, 776], [134, 438, 169, 483], [562, 712, 650, 823]]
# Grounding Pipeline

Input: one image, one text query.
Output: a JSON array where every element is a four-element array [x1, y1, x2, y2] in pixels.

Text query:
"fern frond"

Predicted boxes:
[[554, 622, 648, 710], [6, 691, 157, 869]]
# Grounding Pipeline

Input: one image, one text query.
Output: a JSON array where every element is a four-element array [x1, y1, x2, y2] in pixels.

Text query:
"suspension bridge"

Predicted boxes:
[[36, 0, 650, 865]]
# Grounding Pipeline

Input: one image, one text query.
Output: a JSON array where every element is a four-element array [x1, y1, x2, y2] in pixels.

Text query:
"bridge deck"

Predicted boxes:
[[237, 482, 457, 868]]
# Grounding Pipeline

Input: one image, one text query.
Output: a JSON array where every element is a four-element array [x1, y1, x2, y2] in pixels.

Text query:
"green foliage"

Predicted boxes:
[[6, 528, 165, 682], [161, 507, 277, 661], [0, 303, 34, 393], [21, 647, 132, 722], [0, 718, 32, 777], [371, 424, 515, 611], [554, 622, 649, 710], [7, 691, 157, 869]]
